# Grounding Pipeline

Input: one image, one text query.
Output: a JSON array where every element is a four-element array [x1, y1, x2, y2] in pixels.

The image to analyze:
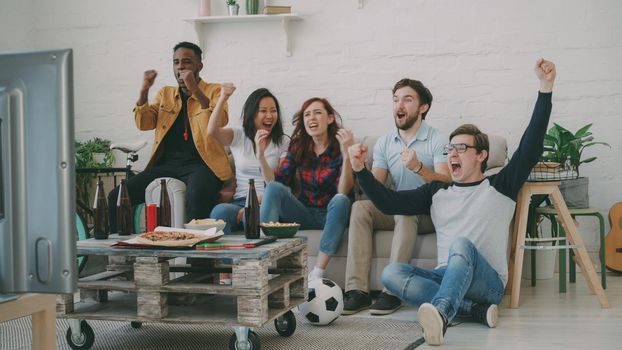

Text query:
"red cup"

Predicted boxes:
[[147, 204, 158, 232]]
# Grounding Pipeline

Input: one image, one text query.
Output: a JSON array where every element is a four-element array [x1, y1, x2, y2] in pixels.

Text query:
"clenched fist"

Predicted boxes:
[[348, 143, 368, 172], [534, 58, 556, 93], [219, 82, 236, 102], [401, 148, 422, 172], [142, 69, 157, 90]]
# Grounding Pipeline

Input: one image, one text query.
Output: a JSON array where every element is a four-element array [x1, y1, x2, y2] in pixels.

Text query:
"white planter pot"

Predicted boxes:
[[522, 248, 556, 280]]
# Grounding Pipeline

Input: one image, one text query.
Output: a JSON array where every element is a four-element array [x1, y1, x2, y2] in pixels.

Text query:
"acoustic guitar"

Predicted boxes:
[[605, 202, 622, 273]]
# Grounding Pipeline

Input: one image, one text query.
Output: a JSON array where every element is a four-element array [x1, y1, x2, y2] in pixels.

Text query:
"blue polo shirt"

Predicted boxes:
[[372, 121, 447, 191]]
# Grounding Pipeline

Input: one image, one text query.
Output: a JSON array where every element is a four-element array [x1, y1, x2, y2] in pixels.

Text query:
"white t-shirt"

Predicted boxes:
[[230, 127, 289, 200]]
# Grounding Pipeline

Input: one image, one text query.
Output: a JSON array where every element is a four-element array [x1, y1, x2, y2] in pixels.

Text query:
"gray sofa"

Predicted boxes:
[[299, 134, 508, 290]]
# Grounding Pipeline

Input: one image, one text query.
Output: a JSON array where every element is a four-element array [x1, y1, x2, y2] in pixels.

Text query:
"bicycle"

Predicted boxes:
[[75, 140, 147, 274]]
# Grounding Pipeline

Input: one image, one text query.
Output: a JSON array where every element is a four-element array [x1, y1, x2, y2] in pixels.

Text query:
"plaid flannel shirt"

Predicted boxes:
[[274, 143, 343, 208]]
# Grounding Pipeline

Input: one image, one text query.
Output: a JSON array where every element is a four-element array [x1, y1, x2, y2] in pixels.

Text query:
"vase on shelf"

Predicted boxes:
[[246, 0, 259, 15], [199, 0, 211, 16], [228, 4, 240, 16]]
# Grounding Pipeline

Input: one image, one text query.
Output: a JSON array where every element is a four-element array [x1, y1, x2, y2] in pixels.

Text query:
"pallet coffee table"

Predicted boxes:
[[58, 234, 308, 350]]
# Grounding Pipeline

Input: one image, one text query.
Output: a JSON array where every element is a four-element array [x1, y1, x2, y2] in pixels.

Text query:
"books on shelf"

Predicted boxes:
[[262, 5, 291, 15]]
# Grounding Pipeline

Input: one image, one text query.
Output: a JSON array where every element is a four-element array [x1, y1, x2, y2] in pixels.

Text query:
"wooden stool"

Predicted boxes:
[[535, 206, 607, 292], [506, 182, 609, 308], [0, 293, 57, 349]]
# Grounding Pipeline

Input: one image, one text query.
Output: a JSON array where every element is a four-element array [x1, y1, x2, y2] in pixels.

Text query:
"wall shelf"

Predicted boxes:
[[184, 14, 303, 57]]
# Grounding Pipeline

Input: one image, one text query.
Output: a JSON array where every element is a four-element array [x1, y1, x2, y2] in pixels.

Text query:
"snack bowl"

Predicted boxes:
[[184, 219, 226, 232], [260, 222, 300, 238]]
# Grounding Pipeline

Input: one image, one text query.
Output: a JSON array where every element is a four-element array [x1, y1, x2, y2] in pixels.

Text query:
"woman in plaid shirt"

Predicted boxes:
[[261, 97, 355, 281]]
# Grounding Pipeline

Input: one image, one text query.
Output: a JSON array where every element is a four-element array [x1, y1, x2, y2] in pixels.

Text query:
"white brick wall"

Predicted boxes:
[[3, 0, 622, 249]]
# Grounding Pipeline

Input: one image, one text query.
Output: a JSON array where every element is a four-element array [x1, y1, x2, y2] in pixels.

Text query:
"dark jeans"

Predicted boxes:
[[107, 158, 223, 233]]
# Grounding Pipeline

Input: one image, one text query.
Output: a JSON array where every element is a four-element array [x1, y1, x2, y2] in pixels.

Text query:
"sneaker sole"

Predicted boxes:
[[369, 305, 401, 315], [418, 303, 444, 346], [487, 304, 498, 328], [341, 305, 370, 315]]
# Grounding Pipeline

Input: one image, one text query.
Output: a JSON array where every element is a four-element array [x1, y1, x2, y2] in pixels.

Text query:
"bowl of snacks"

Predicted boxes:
[[184, 218, 227, 232], [260, 222, 301, 238]]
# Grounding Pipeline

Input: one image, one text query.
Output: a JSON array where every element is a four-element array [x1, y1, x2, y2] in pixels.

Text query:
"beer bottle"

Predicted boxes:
[[158, 179, 172, 227], [244, 179, 260, 239], [116, 179, 134, 235], [93, 178, 109, 239]]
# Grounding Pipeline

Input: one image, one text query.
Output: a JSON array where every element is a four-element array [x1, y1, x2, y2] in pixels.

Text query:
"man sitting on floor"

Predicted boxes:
[[348, 58, 556, 345]]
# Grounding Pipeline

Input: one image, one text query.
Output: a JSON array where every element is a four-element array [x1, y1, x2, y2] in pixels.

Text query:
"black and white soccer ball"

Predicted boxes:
[[298, 278, 344, 325]]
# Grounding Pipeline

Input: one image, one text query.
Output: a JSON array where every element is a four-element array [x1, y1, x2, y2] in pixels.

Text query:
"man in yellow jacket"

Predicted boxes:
[[108, 42, 232, 232]]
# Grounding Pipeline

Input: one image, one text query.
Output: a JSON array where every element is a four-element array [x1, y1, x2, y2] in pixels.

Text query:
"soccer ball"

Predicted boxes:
[[298, 278, 344, 325]]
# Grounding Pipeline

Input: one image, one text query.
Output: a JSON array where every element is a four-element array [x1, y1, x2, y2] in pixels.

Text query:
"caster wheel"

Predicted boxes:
[[229, 330, 261, 350], [66, 320, 95, 350], [131, 321, 142, 329], [274, 310, 296, 337]]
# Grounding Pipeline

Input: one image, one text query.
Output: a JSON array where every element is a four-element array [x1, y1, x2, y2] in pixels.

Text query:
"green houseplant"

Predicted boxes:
[[226, 0, 239, 15], [541, 122, 610, 177], [538, 122, 610, 208], [525, 123, 610, 278], [75, 138, 115, 221]]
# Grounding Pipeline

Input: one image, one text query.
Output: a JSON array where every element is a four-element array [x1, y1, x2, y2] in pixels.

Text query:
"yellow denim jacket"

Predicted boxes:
[[134, 80, 233, 181]]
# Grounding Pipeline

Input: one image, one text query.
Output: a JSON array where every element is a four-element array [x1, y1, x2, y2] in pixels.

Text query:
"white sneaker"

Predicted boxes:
[[418, 303, 447, 346]]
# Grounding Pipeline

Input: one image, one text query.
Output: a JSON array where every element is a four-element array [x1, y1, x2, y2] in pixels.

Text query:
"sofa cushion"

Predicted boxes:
[[297, 227, 437, 261]]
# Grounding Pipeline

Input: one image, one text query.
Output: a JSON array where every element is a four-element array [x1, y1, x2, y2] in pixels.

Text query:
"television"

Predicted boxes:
[[0, 49, 76, 295]]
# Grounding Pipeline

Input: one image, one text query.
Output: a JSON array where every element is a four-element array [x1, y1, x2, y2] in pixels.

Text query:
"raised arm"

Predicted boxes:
[[133, 70, 160, 130], [206, 83, 236, 146], [336, 129, 355, 195], [492, 58, 556, 200]]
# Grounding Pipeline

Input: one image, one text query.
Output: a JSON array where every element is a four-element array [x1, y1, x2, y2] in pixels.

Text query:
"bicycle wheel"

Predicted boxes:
[[75, 212, 89, 274], [134, 203, 145, 234]]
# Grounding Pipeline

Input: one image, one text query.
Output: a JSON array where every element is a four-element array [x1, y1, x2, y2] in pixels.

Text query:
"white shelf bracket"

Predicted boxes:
[[282, 17, 292, 57]]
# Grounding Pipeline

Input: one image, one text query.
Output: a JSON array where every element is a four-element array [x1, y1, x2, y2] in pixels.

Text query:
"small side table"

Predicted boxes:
[[0, 293, 57, 350], [506, 182, 609, 309], [535, 206, 606, 292]]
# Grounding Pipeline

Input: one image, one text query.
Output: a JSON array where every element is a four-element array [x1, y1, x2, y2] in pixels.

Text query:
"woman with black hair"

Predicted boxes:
[[261, 97, 354, 281], [208, 83, 288, 234]]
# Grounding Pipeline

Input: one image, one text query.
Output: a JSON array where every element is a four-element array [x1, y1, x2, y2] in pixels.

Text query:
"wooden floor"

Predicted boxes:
[[353, 272, 622, 349]]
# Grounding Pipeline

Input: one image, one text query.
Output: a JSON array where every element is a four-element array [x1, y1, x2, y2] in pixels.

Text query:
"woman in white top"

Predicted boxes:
[[208, 84, 289, 233]]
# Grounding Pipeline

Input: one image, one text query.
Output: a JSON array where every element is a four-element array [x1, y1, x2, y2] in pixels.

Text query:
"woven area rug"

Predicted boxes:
[[1, 313, 423, 350]]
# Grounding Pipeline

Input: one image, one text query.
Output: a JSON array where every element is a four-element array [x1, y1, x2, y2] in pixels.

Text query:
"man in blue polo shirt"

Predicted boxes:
[[343, 79, 451, 315]]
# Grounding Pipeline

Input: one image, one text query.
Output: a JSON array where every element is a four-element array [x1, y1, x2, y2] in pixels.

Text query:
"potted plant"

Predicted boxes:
[[75, 137, 115, 221], [538, 122, 610, 208], [226, 0, 239, 15]]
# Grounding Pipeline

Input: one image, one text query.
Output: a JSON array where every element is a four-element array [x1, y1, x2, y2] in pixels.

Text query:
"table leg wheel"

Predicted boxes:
[[229, 330, 261, 350], [66, 320, 95, 350], [274, 310, 296, 337], [130, 321, 142, 329]]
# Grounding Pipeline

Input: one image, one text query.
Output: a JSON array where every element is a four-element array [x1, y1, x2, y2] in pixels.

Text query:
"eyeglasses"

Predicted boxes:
[[443, 143, 477, 154]]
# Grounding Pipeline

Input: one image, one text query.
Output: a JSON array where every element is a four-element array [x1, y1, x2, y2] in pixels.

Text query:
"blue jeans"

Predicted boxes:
[[381, 237, 504, 322], [260, 181, 351, 255], [210, 197, 246, 234]]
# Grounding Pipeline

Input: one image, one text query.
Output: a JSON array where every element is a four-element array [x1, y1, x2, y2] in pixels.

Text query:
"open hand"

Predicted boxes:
[[348, 143, 368, 172], [336, 128, 354, 155]]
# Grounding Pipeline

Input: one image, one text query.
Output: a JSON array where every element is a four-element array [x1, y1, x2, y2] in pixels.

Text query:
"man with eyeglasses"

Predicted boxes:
[[342, 79, 451, 316], [348, 58, 556, 345]]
